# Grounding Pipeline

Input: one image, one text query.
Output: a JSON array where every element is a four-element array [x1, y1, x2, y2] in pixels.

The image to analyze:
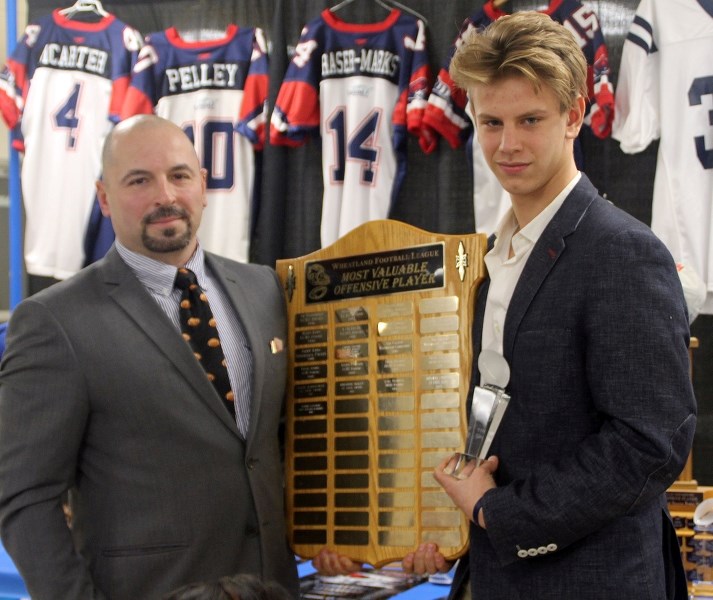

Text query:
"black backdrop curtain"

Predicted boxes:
[[25, 0, 713, 483]]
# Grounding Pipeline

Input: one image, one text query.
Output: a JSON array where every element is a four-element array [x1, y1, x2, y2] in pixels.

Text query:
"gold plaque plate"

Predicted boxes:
[[276, 219, 487, 567]]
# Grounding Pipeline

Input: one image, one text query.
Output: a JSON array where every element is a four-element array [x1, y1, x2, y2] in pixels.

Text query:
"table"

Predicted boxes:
[[297, 560, 452, 599], [0, 542, 453, 599], [0, 542, 28, 600]]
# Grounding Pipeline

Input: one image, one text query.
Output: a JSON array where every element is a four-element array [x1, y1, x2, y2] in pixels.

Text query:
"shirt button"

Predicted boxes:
[[546, 543, 558, 552], [517, 549, 529, 559]]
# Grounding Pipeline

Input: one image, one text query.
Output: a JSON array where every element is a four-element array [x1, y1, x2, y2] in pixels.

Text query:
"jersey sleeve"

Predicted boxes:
[[397, 18, 431, 149], [0, 23, 40, 152], [420, 17, 476, 154], [565, 3, 615, 138], [236, 27, 269, 150], [611, 0, 660, 153], [109, 25, 143, 123], [269, 23, 322, 147], [120, 36, 159, 119]]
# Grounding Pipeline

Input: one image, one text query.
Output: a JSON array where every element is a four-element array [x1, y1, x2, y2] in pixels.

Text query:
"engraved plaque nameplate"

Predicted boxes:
[[277, 220, 486, 567], [295, 328, 328, 345], [294, 347, 327, 363], [296, 312, 328, 327]]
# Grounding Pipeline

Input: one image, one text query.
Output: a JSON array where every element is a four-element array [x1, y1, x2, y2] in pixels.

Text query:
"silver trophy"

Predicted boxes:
[[451, 350, 511, 477]]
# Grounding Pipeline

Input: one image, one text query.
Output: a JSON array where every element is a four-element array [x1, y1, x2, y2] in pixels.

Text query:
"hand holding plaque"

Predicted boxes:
[[451, 350, 511, 477]]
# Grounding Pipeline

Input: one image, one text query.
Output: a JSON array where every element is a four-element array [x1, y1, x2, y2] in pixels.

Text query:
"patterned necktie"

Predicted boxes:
[[175, 268, 236, 420]]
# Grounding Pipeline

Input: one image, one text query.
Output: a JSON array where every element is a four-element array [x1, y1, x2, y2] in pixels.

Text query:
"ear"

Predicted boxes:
[[565, 95, 586, 140], [96, 180, 111, 217], [200, 168, 208, 207]]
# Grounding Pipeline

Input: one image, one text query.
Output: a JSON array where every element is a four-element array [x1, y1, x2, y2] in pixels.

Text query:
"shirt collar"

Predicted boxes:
[[492, 171, 581, 251], [115, 240, 208, 296]]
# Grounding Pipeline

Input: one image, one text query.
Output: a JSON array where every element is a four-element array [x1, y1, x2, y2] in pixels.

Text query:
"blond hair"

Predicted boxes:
[[449, 11, 588, 113]]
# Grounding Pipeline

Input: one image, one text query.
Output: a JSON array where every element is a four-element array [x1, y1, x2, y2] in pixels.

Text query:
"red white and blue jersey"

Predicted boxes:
[[613, 0, 713, 314], [0, 10, 141, 279], [122, 25, 269, 263], [270, 9, 430, 248], [422, 0, 615, 234]]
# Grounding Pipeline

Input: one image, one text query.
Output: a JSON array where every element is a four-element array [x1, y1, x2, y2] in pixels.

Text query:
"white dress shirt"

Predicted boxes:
[[481, 173, 581, 363]]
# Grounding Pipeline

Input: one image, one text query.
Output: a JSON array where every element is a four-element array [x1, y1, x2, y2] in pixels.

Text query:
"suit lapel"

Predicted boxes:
[[99, 248, 239, 433], [502, 175, 599, 361]]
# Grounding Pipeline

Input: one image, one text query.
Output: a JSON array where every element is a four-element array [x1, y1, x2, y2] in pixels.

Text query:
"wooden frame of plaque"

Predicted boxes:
[[276, 220, 487, 567]]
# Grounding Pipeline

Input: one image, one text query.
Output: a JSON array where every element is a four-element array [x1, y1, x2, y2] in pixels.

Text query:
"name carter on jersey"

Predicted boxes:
[[165, 62, 240, 93], [38, 43, 108, 76], [321, 48, 399, 78]]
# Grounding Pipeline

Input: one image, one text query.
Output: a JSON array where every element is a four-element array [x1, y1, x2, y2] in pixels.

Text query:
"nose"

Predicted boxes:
[[498, 123, 520, 154], [155, 177, 177, 205]]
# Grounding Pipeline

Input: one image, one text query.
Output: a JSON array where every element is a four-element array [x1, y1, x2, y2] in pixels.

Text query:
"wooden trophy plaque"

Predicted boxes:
[[275, 220, 487, 567]]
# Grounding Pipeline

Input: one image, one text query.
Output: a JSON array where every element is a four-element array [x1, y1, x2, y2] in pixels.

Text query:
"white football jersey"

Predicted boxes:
[[613, 0, 713, 314], [122, 25, 269, 263], [270, 9, 431, 248], [0, 10, 141, 278]]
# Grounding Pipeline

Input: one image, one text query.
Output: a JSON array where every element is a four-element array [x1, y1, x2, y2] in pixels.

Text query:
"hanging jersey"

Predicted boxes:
[[422, 0, 614, 234], [270, 9, 430, 248], [121, 25, 268, 264], [613, 0, 713, 314], [0, 10, 141, 279]]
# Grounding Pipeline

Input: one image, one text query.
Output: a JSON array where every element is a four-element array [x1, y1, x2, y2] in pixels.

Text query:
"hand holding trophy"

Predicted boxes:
[[450, 350, 511, 478]]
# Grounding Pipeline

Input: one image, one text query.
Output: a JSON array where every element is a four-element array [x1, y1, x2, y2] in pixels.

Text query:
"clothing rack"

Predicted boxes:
[[58, 0, 109, 18], [5, 0, 21, 309], [330, 0, 428, 25]]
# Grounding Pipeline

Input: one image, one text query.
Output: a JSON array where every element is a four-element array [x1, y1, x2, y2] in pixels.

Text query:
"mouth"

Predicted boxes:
[[144, 208, 188, 226], [497, 162, 529, 175], [147, 216, 184, 226]]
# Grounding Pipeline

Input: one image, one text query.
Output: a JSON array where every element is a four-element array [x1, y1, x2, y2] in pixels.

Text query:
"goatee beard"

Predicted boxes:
[[142, 206, 193, 253]]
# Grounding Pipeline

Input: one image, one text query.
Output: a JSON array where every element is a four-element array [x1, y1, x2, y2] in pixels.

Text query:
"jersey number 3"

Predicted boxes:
[[689, 76, 713, 170]]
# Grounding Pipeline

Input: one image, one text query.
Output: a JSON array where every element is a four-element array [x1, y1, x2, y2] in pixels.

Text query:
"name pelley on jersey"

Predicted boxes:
[[122, 25, 269, 263]]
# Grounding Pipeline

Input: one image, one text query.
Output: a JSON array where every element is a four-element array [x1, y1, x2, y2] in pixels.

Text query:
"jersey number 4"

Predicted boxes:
[[53, 83, 81, 149]]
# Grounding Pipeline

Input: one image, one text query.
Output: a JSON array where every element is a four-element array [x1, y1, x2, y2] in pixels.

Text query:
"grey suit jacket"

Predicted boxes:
[[452, 175, 696, 600], [0, 248, 299, 599]]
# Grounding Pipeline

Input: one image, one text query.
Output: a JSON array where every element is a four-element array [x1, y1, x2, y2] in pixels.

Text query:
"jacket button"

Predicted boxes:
[[546, 543, 558, 552], [247, 458, 258, 470], [527, 548, 538, 557], [537, 546, 548, 554], [517, 549, 529, 559]]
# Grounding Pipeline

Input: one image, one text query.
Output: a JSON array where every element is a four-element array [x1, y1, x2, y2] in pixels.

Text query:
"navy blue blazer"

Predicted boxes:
[[452, 175, 696, 600]]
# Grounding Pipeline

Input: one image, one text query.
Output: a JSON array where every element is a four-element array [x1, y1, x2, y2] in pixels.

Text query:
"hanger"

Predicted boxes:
[[59, 0, 109, 18], [330, 0, 428, 26]]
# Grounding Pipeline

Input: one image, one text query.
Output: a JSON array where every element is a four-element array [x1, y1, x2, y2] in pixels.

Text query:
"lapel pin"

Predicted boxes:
[[270, 337, 284, 354]]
